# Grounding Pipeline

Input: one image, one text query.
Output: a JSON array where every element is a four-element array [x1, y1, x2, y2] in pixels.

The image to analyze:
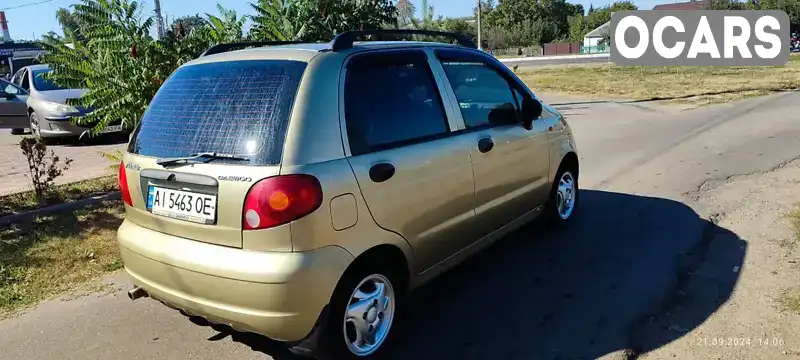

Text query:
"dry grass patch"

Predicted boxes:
[[0, 200, 123, 317], [518, 55, 800, 105], [791, 208, 800, 243], [778, 209, 800, 313], [0, 176, 118, 217]]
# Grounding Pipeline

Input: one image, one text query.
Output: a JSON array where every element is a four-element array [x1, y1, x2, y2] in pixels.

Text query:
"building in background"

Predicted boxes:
[[582, 21, 610, 53], [0, 44, 45, 78]]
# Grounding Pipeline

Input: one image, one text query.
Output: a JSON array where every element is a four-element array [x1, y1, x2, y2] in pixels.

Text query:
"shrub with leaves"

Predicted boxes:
[[19, 138, 74, 204], [39, 0, 232, 136], [248, 0, 397, 41], [40, 0, 398, 137]]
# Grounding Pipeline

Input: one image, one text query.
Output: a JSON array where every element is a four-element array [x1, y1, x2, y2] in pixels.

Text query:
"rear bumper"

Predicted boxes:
[[117, 219, 354, 341]]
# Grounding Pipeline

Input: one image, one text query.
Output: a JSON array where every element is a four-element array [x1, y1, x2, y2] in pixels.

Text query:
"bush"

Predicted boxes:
[[19, 138, 74, 204]]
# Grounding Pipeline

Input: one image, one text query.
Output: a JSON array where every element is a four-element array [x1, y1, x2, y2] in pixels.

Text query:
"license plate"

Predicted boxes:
[[147, 186, 217, 224], [100, 125, 123, 134]]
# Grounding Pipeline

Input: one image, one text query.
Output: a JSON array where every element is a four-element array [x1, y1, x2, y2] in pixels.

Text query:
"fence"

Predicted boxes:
[[581, 45, 610, 54], [541, 43, 581, 56]]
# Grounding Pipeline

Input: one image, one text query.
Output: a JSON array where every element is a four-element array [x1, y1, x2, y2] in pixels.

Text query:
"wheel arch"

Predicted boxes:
[[560, 151, 579, 177], [340, 243, 411, 296]]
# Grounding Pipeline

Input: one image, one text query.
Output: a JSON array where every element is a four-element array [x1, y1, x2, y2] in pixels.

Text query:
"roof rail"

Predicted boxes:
[[199, 41, 308, 57], [330, 29, 477, 52]]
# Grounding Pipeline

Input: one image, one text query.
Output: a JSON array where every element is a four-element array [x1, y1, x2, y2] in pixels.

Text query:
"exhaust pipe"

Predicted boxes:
[[128, 286, 148, 300]]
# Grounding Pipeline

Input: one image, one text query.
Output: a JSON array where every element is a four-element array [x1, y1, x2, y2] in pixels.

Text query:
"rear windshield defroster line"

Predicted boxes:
[[128, 60, 307, 166]]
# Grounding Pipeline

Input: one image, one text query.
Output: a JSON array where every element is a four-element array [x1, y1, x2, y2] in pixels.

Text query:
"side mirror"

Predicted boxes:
[[487, 103, 520, 126], [3, 85, 19, 100], [521, 97, 543, 130]]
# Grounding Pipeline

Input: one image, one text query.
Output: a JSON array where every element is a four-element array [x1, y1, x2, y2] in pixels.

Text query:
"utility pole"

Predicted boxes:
[[153, 0, 165, 39], [477, 0, 482, 50]]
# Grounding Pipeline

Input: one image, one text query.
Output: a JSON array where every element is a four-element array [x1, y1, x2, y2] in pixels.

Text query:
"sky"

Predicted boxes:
[[1, 0, 673, 41]]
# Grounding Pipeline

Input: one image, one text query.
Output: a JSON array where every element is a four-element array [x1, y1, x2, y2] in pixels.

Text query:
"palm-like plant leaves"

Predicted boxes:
[[39, 0, 241, 136]]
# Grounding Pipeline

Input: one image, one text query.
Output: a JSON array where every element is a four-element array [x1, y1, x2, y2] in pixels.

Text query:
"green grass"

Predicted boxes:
[[518, 54, 800, 106], [0, 200, 123, 317], [791, 209, 800, 243], [0, 176, 118, 218]]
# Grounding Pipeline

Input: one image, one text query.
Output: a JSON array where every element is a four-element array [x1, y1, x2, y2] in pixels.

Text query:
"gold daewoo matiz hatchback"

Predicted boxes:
[[117, 29, 579, 359]]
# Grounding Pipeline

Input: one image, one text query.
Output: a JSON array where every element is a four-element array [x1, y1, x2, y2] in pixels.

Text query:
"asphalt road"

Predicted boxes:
[[2, 92, 800, 360]]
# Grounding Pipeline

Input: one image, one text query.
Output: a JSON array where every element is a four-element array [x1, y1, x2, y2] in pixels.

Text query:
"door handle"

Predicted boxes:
[[369, 163, 395, 183], [477, 137, 494, 153]]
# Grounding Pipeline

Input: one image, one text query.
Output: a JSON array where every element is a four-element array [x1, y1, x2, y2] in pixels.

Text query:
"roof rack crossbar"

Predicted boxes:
[[330, 29, 477, 52], [199, 41, 308, 57]]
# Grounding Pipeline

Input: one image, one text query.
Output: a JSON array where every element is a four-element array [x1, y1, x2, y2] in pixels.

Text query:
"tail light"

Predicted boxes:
[[118, 161, 133, 206], [243, 174, 323, 230]]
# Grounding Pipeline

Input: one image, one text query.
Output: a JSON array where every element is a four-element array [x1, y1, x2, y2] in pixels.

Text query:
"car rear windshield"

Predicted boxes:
[[128, 60, 307, 165]]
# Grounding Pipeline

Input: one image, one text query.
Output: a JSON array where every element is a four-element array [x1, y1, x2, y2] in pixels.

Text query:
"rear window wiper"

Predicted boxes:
[[156, 152, 250, 167]]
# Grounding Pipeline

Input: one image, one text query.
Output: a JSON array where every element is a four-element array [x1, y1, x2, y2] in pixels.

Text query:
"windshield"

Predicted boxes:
[[128, 60, 307, 166], [32, 69, 67, 91]]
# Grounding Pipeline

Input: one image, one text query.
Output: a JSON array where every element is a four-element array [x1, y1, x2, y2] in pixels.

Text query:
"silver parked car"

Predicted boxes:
[[0, 64, 123, 139]]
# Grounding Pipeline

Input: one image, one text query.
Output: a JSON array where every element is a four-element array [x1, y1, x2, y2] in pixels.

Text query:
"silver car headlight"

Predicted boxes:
[[40, 101, 79, 114]]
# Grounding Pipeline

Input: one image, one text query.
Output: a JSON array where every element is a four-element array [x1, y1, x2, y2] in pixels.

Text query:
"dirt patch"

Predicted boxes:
[[633, 164, 800, 359]]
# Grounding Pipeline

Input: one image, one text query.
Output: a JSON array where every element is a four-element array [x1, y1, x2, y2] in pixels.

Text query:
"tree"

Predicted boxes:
[[420, 0, 436, 28], [170, 14, 206, 35], [202, 4, 246, 43], [39, 0, 219, 135], [706, 0, 797, 27], [55, 8, 83, 41], [396, 0, 416, 27], [609, 1, 637, 11], [567, 13, 586, 43], [248, 0, 397, 42], [440, 17, 476, 40]]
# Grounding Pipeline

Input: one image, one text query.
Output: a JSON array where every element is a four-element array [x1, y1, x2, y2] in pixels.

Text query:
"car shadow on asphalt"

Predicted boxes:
[[195, 189, 747, 360]]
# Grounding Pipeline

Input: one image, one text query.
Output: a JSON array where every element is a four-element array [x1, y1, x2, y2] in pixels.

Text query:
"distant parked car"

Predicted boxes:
[[0, 64, 123, 140]]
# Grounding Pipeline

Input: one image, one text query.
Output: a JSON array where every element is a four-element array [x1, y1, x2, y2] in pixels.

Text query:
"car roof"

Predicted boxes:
[[23, 64, 50, 71], [185, 41, 470, 66]]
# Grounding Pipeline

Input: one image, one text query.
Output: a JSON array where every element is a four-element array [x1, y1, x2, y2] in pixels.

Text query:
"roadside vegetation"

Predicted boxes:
[[0, 201, 123, 317], [776, 208, 800, 314], [791, 208, 800, 243], [0, 176, 117, 218], [518, 55, 800, 106]]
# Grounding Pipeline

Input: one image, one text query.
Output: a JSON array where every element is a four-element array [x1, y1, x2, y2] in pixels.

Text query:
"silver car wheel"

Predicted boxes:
[[29, 113, 41, 139], [556, 171, 576, 220], [343, 273, 396, 357]]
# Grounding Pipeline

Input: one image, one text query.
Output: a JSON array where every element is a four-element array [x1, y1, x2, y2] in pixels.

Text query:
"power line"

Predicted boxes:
[[0, 0, 55, 11]]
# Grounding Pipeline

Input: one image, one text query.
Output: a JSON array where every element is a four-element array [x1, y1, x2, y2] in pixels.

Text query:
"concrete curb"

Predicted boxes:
[[499, 53, 610, 63], [0, 191, 121, 228]]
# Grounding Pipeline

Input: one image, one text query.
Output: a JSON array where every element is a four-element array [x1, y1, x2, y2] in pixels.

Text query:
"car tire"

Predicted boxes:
[[10, 128, 25, 135], [544, 162, 579, 227], [29, 113, 45, 141], [320, 263, 401, 360]]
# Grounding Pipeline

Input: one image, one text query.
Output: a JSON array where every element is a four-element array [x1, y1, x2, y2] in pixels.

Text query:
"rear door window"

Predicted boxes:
[[128, 60, 307, 165], [438, 60, 520, 129], [344, 50, 450, 155]]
